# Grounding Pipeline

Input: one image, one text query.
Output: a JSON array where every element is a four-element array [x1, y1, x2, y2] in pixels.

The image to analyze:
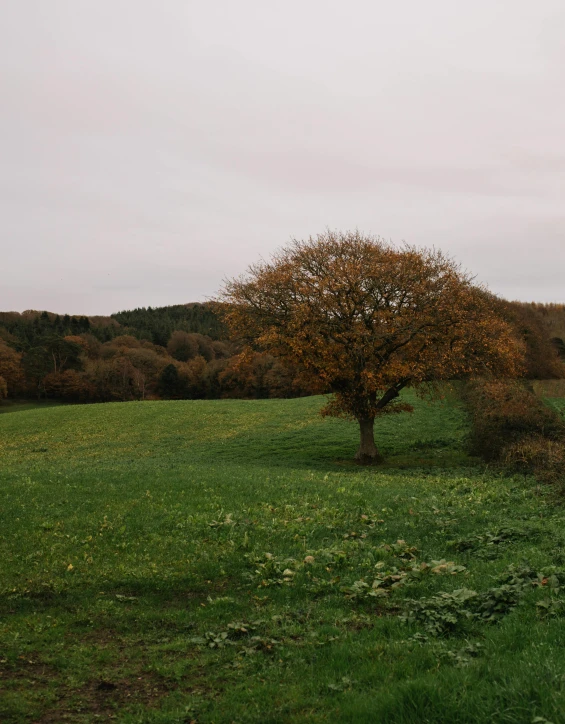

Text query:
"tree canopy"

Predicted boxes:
[[218, 230, 524, 463]]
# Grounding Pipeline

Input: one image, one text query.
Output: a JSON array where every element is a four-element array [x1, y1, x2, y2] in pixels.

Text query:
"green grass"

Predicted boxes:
[[547, 397, 565, 418], [1, 393, 565, 723]]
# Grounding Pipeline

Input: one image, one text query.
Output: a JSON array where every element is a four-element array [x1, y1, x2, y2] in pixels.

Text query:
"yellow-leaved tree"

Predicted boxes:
[[0, 341, 23, 398], [218, 231, 524, 464]]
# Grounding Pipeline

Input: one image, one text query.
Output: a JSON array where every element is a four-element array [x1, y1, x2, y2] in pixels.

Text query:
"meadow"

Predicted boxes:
[[1, 392, 565, 723]]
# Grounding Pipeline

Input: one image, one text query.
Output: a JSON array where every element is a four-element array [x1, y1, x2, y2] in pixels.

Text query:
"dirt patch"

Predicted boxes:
[[36, 671, 173, 723], [0, 650, 175, 722], [0, 655, 59, 691], [66, 626, 123, 646]]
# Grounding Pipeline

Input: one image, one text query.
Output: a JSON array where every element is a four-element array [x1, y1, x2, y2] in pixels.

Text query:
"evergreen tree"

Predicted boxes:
[[158, 364, 182, 398]]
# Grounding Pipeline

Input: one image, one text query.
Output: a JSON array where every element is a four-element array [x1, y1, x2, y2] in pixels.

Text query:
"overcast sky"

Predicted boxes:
[[1, 1, 564, 315]]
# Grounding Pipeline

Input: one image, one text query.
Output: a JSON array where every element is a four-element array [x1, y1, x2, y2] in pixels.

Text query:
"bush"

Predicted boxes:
[[464, 380, 565, 462], [503, 435, 565, 485], [464, 379, 565, 489]]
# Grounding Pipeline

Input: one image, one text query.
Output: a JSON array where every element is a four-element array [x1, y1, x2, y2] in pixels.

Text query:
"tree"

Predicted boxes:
[[498, 302, 565, 379], [158, 363, 183, 398], [218, 231, 523, 464], [85, 357, 141, 401], [42, 369, 94, 401], [21, 336, 83, 398], [167, 331, 199, 362], [0, 342, 23, 396]]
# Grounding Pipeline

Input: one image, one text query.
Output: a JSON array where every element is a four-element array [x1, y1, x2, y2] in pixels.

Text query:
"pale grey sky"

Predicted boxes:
[[1, 0, 564, 314]]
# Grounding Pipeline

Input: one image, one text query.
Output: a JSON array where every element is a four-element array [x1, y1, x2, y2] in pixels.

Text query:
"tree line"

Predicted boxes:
[[0, 305, 307, 403], [1, 289, 564, 407]]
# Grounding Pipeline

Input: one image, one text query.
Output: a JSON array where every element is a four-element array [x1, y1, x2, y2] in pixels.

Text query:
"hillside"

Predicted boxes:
[[0, 303, 303, 403], [2, 393, 565, 722], [0, 302, 224, 345], [111, 303, 226, 344]]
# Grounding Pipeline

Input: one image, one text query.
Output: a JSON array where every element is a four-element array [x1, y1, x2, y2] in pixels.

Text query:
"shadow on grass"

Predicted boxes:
[[0, 574, 226, 617], [192, 425, 476, 473], [0, 400, 67, 414]]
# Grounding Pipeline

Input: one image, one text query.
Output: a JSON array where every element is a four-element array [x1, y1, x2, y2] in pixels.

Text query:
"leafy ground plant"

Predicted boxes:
[[1, 392, 565, 722]]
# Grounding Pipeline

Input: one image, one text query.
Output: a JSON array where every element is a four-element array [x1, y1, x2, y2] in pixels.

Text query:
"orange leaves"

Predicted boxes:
[[0, 341, 24, 395], [218, 230, 525, 421]]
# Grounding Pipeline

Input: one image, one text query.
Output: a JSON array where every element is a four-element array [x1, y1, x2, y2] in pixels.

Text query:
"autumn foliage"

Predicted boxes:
[[0, 261, 562, 430], [0, 310, 306, 403], [0, 342, 24, 397], [464, 379, 565, 487], [496, 301, 565, 379], [464, 380, 565, 461], [219, 231, 524, 463]]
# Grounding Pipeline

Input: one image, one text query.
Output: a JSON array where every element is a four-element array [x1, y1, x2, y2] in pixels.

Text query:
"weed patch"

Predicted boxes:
[[403, 565, 565, 637], [450, 525, 542, 558]]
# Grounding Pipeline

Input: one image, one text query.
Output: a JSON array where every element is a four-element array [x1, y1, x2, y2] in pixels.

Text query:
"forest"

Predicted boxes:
[[1, 300, 564, 405], [0, 303, 307, 403]]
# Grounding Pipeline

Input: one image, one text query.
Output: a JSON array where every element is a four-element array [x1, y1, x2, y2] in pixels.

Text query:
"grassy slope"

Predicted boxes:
[[1, 394, 565, 723]]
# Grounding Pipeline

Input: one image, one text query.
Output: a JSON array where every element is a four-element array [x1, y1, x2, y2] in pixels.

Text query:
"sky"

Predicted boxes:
[[1, 0, 564, 315]]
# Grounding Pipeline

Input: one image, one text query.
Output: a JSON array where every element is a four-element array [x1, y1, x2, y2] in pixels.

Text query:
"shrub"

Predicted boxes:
[[503, 435, 565, 485], [464, 380, 565, 462]]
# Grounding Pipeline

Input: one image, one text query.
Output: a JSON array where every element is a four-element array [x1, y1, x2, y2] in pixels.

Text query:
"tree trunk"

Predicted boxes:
[[355, 417, 383, 465]]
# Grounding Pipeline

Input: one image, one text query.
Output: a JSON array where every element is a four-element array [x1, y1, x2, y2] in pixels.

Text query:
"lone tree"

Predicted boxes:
[[218, 231, 523, 464]]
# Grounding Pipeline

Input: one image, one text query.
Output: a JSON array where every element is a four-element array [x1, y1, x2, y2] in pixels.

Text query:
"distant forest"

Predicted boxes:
[[0, 303, 307, 402], [1, 301, 564, 404]]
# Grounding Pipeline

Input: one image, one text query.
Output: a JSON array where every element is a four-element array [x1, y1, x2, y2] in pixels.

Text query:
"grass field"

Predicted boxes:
[[1, 392, 565, 723]]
